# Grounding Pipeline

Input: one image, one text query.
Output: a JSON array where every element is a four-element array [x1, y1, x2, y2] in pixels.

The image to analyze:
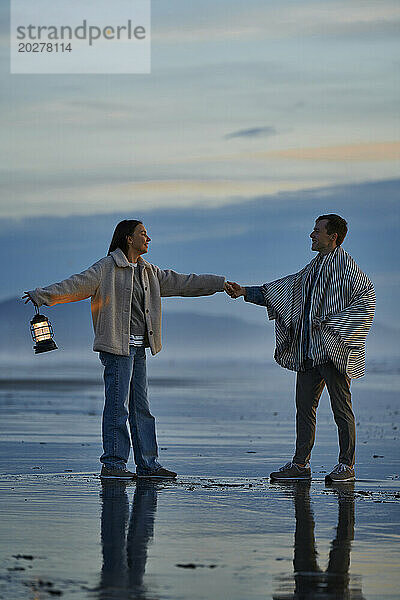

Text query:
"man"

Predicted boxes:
[[226, 215, 375, 482]]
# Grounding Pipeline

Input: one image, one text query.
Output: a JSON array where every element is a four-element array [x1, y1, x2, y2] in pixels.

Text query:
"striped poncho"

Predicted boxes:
[[261, 246, 375, 378]]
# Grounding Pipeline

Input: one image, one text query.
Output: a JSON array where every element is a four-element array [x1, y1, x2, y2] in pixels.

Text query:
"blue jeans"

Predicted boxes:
[[99, 346, 162, 474]]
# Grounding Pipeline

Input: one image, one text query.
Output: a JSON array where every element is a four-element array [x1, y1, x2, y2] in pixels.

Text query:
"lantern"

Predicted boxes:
[[30, 306, 58, 354]]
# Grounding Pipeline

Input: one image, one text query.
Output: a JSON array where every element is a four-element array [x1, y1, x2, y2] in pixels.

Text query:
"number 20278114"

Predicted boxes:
[[18, 42, 72, 52]]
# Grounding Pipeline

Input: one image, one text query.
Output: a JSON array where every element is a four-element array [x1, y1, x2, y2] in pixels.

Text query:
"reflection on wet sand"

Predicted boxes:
[[273, 482, 365, 600], [99, 480, 158, 600]]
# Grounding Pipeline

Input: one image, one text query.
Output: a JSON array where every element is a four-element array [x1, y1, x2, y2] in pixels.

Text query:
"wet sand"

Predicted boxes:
[[0, 360, 399, 599]]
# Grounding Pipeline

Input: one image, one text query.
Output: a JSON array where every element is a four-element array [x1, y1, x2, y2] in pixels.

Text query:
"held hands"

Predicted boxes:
[[224, 281, 246, 299]]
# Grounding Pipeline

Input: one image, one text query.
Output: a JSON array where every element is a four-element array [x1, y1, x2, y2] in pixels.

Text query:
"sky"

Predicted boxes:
[[1, 1, 399, 326]]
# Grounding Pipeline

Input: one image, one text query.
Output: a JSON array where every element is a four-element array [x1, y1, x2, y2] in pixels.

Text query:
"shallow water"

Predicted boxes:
[[0, 360, 399, 599], [0, 474, 399, 599]]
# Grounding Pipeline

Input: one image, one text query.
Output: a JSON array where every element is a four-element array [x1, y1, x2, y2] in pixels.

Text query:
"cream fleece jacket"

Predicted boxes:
[[28, 248, 226, 356]]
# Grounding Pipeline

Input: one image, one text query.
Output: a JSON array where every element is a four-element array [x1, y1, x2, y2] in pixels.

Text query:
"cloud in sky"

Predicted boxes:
[[225, 126, 278, 140], [184, 141, 400, 164], [0, 1, 399, 227], [153, 1, 400, 42], [0, 173, 330, 218], [1, 139, 399, 218], [249, 141, 400, 162]]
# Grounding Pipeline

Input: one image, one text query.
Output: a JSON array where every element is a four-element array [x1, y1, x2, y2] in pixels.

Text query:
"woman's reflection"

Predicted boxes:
[[99, 480, 158, 600], [273, 482, 365, 600]]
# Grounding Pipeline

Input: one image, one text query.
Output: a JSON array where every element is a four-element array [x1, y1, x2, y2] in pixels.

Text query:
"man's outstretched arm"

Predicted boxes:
[[225, 281, 266, 306]]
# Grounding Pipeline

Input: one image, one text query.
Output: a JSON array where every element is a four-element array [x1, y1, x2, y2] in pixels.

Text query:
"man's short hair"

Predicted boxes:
[[316, 214, 348, 246]]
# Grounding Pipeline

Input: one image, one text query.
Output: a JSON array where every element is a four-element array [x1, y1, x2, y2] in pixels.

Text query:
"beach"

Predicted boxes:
[[0, 358, 399, 599]]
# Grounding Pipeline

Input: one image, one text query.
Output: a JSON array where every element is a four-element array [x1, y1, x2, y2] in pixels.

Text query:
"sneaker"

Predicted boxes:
[[137, 467, 177, 479], [270, 461, 311, 481], [100, 465, 137, 480], [325, 463, 355, 483]]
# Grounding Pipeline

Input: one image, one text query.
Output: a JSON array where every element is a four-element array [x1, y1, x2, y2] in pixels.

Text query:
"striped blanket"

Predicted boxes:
[[261, 246, 375, 378]]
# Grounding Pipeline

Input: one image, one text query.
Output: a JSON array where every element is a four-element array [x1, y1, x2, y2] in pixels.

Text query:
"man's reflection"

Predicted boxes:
[[99, 480, 158, 600], [273, 482, 365, 600]]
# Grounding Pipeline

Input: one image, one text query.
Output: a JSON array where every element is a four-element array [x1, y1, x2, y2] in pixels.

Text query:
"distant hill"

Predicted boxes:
[[1, 297, 398, 368]]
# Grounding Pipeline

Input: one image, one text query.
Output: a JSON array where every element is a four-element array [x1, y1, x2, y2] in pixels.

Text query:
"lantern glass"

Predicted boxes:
[[31, 319, 52, 342], [30, 313, 58, 354]]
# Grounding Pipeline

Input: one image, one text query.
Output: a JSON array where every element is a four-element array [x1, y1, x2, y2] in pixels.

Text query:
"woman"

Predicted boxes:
[[23, 219, 228, 480]]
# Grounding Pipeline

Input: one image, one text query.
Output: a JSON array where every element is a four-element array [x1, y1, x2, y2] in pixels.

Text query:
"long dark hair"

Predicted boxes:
[[108, 220, 143, 257]]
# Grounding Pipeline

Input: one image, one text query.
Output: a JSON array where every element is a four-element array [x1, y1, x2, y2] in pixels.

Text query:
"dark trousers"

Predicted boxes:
[[293, 360, 355, 466]]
